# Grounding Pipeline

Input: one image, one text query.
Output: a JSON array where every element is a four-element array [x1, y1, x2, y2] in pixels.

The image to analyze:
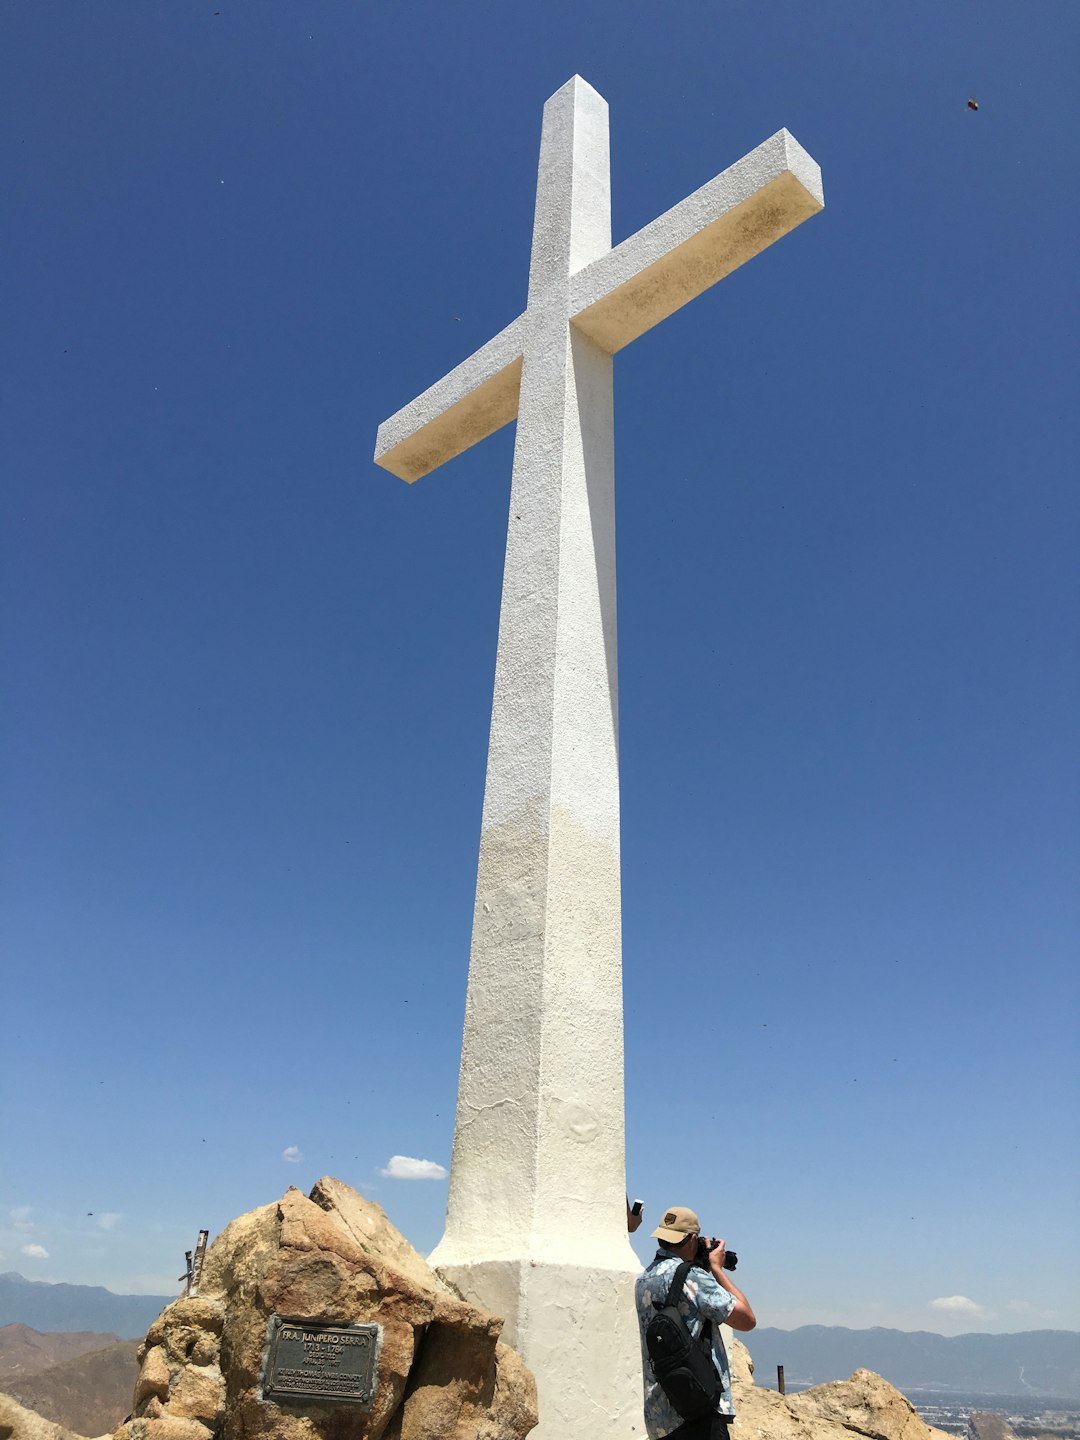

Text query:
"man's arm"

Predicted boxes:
[[708, 1240, 757, 1332]]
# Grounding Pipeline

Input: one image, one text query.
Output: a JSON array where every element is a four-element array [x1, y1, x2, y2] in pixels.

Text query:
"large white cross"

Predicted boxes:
[[375, 76, 822, 1440]]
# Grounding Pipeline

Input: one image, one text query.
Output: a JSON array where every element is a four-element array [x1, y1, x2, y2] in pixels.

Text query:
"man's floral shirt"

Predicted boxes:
[[634, 1251, 736, 1439]]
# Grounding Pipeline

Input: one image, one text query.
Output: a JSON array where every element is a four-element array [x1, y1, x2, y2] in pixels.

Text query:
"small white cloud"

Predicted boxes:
[[21, 1243, 49, 1260], [379, 1155, 448, 1181], [96, 1213, 121, 1231], [929, 1295, 990, 1317], [281, 1146, 302, 1164]]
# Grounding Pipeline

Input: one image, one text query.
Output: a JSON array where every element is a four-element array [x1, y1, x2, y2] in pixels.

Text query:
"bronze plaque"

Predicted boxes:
[[262, 1315, 380, 1408]]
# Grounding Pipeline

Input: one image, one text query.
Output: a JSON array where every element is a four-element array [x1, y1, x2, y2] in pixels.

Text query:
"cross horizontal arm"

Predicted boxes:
[[374, 313, 526, 483], [569, 129, 823, 354], [374, 130, 822, 485]]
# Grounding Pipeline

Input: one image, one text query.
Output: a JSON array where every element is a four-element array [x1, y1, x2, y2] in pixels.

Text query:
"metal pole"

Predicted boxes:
[[190, 1230, 209, 1296]]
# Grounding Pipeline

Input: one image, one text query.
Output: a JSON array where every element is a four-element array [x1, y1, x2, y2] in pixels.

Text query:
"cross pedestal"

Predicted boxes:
[[375, 76, 822, 1439]]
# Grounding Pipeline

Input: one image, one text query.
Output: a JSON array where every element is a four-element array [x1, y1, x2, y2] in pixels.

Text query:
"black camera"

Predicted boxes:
[[695, 1236, 738, 1271]]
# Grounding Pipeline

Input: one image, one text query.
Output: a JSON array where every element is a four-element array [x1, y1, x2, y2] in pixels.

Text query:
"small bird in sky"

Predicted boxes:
[[967, 98, 979, 111]]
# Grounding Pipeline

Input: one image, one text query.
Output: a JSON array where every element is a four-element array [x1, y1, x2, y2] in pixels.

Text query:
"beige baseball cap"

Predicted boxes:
[[651, 1205, 701, 1244]]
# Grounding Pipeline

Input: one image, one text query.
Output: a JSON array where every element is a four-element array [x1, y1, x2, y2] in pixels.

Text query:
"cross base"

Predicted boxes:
[[434, 1254, 643, 1438]]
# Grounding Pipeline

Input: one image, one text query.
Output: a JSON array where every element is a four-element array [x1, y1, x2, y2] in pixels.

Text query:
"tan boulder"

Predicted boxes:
[[0, 1392, 107, 1440], [729, 1340, 953, 1440], [969, 1415, 1017, 1440], [787, 1369, 950, 1440], [131, 1348, 170, 1412], [118, 1178, 536, 1440], [396, 1320, 536, 1440], [121, 1418, 213, 1440], [164, 1370, 223, 1429]]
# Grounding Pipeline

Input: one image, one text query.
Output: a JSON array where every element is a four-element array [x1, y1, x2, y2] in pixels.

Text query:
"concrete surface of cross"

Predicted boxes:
[[374, 75, 823, 1440]]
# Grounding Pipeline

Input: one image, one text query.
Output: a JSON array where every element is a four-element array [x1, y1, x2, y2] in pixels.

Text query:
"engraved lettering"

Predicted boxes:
[[263, 1317, 379, 1410]]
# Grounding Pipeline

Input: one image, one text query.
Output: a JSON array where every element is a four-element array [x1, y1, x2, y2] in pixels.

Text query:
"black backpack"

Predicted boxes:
[[644, 1260, 721, 1421]]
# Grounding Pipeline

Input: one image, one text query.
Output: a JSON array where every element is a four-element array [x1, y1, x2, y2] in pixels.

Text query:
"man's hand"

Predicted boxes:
[[706, 1237, 728, 1281], [704, 1237, 757, 1332]]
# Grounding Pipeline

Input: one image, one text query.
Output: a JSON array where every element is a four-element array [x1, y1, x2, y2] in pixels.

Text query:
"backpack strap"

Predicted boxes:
[[654, 1259, 714, 1355], [661, 1260, 695, 1310]]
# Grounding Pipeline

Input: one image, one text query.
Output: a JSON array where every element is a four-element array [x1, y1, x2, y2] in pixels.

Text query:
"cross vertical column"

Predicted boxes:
[[377, 71, 825, 1438], [428, 77, 641, 1436]]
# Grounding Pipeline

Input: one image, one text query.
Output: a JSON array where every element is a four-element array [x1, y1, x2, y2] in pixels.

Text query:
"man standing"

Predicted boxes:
[[635, 1205, 757, 1440]]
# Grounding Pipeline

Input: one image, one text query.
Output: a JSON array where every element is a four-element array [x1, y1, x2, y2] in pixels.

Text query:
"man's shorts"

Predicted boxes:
[[666, 1415, 732, 1440]]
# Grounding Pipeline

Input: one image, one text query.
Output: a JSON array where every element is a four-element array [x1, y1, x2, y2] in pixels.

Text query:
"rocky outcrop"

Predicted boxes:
[[969, 1414, 1017, 1440], [0, 1330, 961, 1440], [116, 1177, 536, 1440], [729, 1339, 954, 1440], [1, 1184, 967, 1440], [0, 1343, 139, 1436], [0, 1391, 108, 1440]]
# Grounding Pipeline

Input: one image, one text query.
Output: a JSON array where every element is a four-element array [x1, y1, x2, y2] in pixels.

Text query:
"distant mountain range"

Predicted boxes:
[[0, 1274, 174, 1338], [0, 1324, 124, 1378], [745, 1325, 1080, 1400], [0, 1326, 139, 1435], [1, 1274, 1077, 1404]]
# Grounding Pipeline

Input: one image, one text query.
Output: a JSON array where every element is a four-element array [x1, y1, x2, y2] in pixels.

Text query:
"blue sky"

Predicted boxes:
[[2, 2, 1077, 1337]]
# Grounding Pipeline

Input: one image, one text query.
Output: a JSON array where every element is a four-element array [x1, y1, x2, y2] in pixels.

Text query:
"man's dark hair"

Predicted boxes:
[[659, 1236, 694, 1254]]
